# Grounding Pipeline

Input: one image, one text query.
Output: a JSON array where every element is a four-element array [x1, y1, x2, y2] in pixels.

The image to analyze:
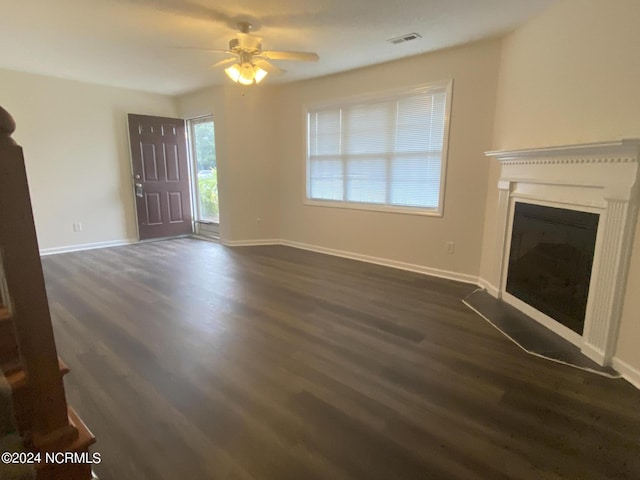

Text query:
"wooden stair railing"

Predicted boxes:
[[0, 105, 96, 480]]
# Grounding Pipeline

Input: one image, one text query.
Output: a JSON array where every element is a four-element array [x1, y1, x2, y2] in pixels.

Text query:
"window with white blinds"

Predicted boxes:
[[306, 81, 452, 215]]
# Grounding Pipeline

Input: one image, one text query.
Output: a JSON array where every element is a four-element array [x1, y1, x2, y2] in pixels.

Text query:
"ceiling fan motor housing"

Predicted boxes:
[[229, 38, 262, 55]]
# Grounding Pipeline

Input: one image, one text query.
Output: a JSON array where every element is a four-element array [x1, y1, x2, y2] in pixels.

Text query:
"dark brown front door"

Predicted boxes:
[[128, 114, 192, 240]]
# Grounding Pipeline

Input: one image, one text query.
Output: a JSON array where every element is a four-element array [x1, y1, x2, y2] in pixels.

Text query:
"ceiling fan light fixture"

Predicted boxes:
[[224, 64, 242, 82], [224, 63, 268, 85], [253, 66, 268, 84], [237, 71, 253, 85]]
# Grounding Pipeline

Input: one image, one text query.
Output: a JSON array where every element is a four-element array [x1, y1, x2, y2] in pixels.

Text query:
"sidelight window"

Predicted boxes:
[[188, 116, 218, 224]]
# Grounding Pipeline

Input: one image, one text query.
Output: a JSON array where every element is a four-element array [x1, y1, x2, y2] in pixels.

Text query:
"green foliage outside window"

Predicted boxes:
[[194, 121, 216, 170], [198, 167, 219, 220]]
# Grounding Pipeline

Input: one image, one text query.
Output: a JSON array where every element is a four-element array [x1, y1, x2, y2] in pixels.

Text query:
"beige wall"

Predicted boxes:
[[480, 0, 640, 371], [176, 39, 502, 278], [0, 68, 177, 250], [277, 39, 502, 278], [177, 85, 281, 243]]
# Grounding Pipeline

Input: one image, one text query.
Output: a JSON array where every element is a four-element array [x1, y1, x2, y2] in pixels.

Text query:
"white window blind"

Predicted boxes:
[[307, 82, 451, 213]]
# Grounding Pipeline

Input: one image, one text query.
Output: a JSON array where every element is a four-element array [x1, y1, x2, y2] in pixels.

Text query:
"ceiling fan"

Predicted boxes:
[[195, 22, 320, 85]]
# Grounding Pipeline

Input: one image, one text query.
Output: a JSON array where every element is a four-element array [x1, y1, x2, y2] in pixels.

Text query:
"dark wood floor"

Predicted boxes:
[[41, 238, 640, 480]]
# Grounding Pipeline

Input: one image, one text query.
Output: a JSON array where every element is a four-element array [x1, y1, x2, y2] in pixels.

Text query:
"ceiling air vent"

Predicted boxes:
[[387, 33, 422, 45]]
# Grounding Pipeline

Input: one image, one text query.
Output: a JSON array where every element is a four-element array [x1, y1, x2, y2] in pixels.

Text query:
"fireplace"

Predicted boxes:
[[485, 140, 640, 366], [506, 202, 599, 335]]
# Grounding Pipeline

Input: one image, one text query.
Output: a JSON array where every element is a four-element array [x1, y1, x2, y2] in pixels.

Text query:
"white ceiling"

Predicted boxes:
[[0, 0, 557, 96]]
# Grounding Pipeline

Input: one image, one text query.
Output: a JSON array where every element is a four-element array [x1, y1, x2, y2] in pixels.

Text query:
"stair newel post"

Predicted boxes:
[[0, 105, 78, 447]]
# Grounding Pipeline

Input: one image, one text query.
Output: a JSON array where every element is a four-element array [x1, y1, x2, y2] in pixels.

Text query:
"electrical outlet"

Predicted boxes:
[[446, 241, 455, 254], [73, 222, 83, 233]]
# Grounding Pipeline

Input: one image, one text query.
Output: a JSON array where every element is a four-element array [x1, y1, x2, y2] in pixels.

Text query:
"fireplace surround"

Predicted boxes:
[[485, 140, 640, 366]]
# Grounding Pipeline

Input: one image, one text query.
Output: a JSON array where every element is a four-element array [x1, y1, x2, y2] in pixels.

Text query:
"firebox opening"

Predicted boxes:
[[506, 202, 599, 335]]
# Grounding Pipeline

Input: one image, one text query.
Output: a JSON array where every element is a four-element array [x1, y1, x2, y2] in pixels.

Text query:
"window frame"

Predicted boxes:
[[304, 79, 453, 217]]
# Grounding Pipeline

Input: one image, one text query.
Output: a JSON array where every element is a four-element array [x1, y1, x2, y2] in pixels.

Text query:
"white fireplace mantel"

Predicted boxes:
[[485, 139, 640, 366]]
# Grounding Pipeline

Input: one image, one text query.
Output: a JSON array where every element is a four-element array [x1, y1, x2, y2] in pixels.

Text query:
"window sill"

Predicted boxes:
[[304, 199, 443, 217]]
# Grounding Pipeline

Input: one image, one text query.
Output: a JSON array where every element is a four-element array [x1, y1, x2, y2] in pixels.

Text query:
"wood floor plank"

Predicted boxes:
[[40, 238, 640, 480]]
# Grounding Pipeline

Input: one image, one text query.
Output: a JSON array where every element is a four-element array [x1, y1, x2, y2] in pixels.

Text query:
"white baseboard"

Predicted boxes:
[[221, 238, 282, 247], [220, 237, 477, 284], [612, 357, 640, 390], [39, 239, 137, 256], [280, 239, 478, 285], [477, 277, 499, 297], [40, 235, 477, 286], [580, 343, 607, 367]]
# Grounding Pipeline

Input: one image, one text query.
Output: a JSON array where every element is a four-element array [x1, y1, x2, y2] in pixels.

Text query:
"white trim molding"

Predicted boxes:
[[220, 239, 282, 247], [612, 357, 640, 390], [477, 278, 499, 298], [38, 235, 476, 288], [281, 239, 478, 285], [220, 238, 477, 284], [485, 139, 640, 367], [39, 239, 137, 256]]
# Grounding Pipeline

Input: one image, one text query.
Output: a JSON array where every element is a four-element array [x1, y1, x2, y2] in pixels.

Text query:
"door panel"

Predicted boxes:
[[142, 144, 159, 181], [165, 145, 181, 182], [168, 192, 184, 223], [128, 114, 192, 240], [145, 193, 162, 225]]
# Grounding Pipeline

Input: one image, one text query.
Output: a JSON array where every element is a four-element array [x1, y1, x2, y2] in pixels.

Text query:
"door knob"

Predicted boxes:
[[135, 183, 143, 198]]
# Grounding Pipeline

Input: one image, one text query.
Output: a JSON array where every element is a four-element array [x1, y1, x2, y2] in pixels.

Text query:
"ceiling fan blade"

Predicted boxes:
[[209, 57, 238, 69], [253, 58, 286, 75], [262, 50, 319, 62], [171, 47, 232, 54], [237, 32, 263, 51]]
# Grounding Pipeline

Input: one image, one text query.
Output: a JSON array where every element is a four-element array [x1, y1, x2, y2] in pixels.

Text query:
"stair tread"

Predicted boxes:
[[3, 358, 70, 389], [67, 406, 96, 450], [58, 358, 70, 376], [34, 407, 96, 463]]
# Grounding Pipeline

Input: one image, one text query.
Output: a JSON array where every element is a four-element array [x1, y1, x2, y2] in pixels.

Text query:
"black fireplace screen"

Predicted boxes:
[[506, 202, 599, 335]]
